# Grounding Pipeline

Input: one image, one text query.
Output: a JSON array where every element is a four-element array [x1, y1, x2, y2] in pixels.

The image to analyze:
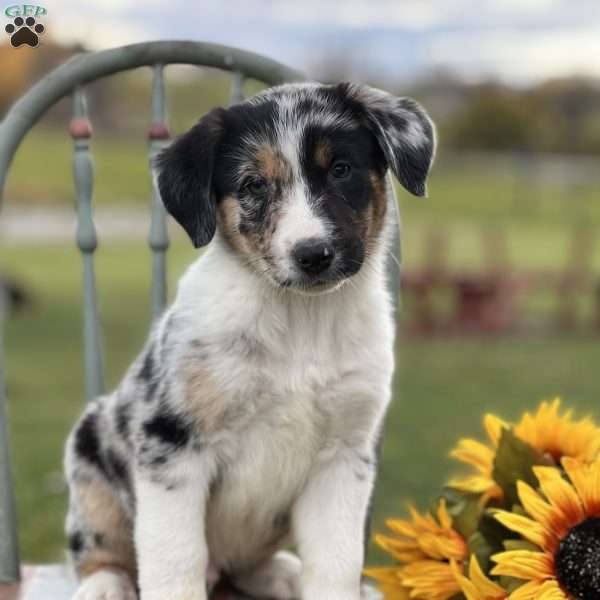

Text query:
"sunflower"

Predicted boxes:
[[491, 458, 600, 599], [365, 499, 468, 600], [449, 399, 600, 503], [452, 556, 508, 600]]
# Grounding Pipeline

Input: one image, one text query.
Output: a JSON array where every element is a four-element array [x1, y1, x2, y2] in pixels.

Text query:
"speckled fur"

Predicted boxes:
[[65, 82, 435, 600]]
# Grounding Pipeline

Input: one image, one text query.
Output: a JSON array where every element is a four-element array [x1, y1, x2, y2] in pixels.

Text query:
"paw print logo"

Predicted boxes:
[[5, 16, 45, 48]]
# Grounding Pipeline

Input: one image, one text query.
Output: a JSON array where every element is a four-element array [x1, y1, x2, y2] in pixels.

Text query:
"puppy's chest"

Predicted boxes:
[[207, 330, 360, 429]]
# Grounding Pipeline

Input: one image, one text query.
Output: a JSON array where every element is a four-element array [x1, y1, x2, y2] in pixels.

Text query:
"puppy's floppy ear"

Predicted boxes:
[[156, 107, 226, 248], [338, 83, 436, 197]]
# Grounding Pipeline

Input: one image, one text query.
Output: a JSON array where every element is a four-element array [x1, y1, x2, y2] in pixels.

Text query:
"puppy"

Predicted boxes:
[[64, 82, 435, 600]]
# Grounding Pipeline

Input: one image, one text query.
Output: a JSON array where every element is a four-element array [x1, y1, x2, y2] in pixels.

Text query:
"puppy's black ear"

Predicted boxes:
[[338, 83, 436, 197], [156, 107, 226, 247]]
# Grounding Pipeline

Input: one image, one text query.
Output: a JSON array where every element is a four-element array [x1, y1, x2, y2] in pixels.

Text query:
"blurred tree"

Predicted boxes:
[[444, 83, 536, 151]]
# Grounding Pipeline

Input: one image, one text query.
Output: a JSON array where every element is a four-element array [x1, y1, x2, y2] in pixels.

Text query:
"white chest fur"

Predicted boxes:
[[168, 238, 395, 569]]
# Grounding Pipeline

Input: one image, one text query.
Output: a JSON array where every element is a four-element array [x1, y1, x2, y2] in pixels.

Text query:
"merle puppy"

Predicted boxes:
[[65, 82, 435, 600]]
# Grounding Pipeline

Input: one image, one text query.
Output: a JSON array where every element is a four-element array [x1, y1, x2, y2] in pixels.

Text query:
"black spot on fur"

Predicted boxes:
[[157, 108, 227, 248], [74, 412, 108, 477], [335, 83, 435, 197], [138, 348, 154, 382], [143, 412, 191, 449], [69, 531, 84, 554], [151, 454, 168, 466], [138, 347, 160, 402], [115, 401, 131, 440], [93, 532, 105, 547], [106, 449, 130, 488]]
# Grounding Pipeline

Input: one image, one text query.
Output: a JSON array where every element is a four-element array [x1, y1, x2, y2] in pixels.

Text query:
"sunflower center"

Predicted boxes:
[[555, 517, 600, 600]]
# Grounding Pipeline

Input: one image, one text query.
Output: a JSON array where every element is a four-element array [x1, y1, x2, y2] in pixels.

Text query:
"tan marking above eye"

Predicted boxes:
[[255, 145, 290, 181], [314, 142, 332, 168]]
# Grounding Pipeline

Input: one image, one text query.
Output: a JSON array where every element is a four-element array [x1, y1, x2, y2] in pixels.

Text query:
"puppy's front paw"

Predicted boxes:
[[73, 570, 137, 600]]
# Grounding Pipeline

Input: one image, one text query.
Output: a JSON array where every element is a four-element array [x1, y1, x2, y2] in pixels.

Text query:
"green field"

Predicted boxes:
[[1, 128, 600, 565]]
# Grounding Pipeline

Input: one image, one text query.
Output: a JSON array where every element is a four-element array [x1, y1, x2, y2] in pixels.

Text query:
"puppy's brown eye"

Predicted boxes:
[[244, 178, 268, 194], [331, 162, 351, 179]]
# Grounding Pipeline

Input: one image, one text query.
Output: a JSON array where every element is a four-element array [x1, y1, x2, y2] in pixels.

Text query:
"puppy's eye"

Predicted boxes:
[[330, 162, 351, 179], [244, 178, 268, 195]]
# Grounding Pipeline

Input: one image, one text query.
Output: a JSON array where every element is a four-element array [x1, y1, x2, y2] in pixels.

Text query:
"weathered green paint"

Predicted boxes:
[[148, 64, 170, 320], [72, 88, 105, 402], [0, 308, 20, 584], [230, 71, 245, 105]]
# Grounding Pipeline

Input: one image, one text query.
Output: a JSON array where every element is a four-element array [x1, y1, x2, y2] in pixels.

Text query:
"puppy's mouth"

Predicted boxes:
[[277, 277, 345, 295], [274, 264, 363, 295]]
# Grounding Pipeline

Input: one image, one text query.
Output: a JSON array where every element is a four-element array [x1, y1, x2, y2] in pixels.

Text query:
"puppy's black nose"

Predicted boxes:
[[293, 240, 334, 276]]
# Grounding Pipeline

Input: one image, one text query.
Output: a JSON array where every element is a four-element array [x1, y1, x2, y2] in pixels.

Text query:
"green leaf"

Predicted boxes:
[[503, 539, 540, 552], [479, 509, 514, 551], [492, 429, 545, 506], [499, 576, 527, 593], [468, 531, 494, 572], [440, 487, 483, 540]]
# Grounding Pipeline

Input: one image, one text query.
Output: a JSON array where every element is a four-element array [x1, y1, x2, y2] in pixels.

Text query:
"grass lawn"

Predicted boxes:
[[1, 128, 600, 565]]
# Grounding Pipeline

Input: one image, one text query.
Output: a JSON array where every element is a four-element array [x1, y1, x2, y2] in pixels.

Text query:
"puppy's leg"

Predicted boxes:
[[65, 413, 137, 599], [231, 550, 302, 599], [292, 449, 376, 600], [134, 449, 217, 600]]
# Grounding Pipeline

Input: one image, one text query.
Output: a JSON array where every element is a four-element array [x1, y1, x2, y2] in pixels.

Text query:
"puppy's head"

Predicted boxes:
[[157, 83, 435, 293]]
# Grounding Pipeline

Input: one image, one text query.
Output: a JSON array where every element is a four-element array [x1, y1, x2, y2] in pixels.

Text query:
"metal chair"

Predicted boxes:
[[0, 40, 399, 599]]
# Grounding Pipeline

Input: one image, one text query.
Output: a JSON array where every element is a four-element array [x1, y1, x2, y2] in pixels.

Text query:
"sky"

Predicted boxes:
[[25, 0, 600, 85]]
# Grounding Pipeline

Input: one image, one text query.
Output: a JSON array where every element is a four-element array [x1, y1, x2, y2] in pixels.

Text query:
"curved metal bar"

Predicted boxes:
[[0, 317, 20, 583], [148, 64, 171, 320], [0, 40, 306, 205]]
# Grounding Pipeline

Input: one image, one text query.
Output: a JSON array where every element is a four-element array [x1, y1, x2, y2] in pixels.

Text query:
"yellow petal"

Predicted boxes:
[[508, 580, 544, 600], [450, 439, 495, 474], [562, 457, 600, 515], [493, 511, 548, 549], [375, 534, 426, 562], [537, 579, 567, 600], [386, 518, 420, 537], [451, 560, 493, 600], [449, 474, 501, 495], [469, 555, 506, 597], [437, 499, 453, 530], [533, 466, 584, 531], [516, 481, 555, 530], [400, 560, 461, 600], [418, 532, 466, 561], [484, 413, 509, 447], [408, 505, 438, 532], [491, 550, 554, 580], [363, 567, 402, 584]]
